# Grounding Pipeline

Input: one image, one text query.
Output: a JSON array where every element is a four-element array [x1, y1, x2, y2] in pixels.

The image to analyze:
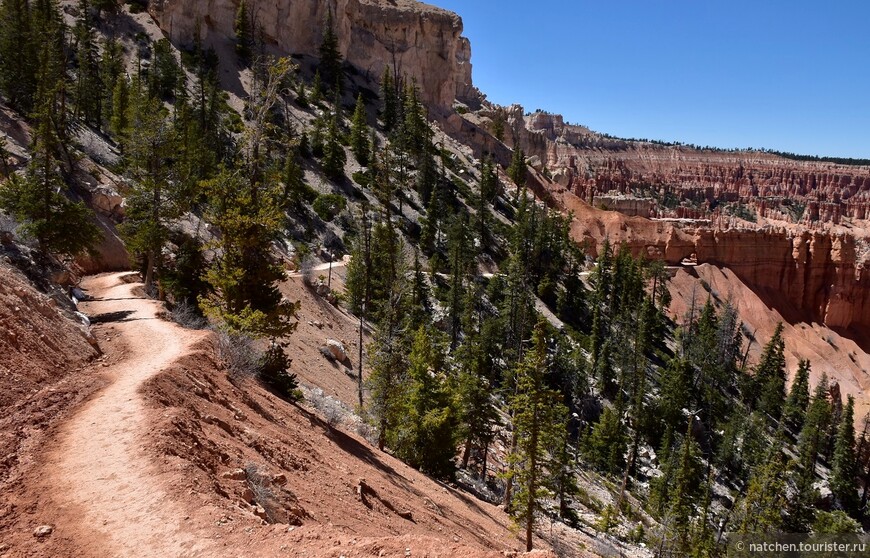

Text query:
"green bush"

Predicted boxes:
[[312, 193, 347, 222], [259, 343, 302, 401]]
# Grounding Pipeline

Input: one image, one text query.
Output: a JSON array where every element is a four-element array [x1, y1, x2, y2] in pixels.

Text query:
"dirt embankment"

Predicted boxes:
[[0, 263, 100, 497]]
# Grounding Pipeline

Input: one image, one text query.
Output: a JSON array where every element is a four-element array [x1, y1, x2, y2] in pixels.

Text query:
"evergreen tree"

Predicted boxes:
[[456, 334, 499, 475], [234, 0, 252, 63], [667, 419, 704, 550], [783, 359, 811, 433], [507, 147, 527, 203], [366, 231, 409, 450], [479, 157, 499, 204], [317, 8, 342, 92], [148, 38, 183, 100], [349, 93, 370, 166], [395, 326, 459, 478], [322, 107, 346, 180], [0, 55, 100, 260], [752, 323, 787, 419], [797, 373, 832, 477], [100, 37, 123, 124], [109, 76, 129, 138], [583, 404, 626, 476], [200, 166, 298, 340], [0, 0, 38, 112], [830, 395, 859, 516], [446, 214, 474, 348], [73, 0, 101, 126], [118, 94, 179, 295], [658, 357, 692, 439], [380, 66, 398, 132], [506, 324, 569, 551], [311, 69, 323, 104], [735, 443, 787, 533]]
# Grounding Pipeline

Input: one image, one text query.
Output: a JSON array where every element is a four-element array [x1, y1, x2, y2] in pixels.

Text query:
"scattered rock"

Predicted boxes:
[[272, 473, 287, 486], [33, 525, 53, 538], [220, 468, 247, 481], [253, 505, 268, 521]]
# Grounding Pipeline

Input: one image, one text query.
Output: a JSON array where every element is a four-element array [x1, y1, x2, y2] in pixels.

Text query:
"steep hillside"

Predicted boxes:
[[0, 262, 102, 530], [668, 263, 870, 428]]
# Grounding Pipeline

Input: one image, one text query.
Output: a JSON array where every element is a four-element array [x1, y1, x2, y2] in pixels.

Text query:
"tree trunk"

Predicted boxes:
[[461, 436, 473, 469], [144, 250, 155, 295], [358, 310, 364, 409], [526, 404, 539, 552], [481, 437, 490, 481], [503, 426, 517, 510]]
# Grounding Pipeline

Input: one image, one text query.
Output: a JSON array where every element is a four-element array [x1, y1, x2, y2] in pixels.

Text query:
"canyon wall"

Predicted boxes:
[[561, 195, 870, 332], [149, 0, 473, 112], [504, 108, 870, 225]]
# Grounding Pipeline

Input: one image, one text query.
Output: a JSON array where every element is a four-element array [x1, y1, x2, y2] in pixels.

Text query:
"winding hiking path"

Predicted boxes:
[[42, 272, 213, 557]]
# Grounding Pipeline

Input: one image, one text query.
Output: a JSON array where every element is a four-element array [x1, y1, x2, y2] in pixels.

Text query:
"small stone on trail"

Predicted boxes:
[[33, 525, 53, 538]]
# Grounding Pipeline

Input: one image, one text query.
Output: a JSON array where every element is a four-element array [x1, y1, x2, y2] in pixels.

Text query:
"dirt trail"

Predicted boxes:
[[41, 272, 212, 557]]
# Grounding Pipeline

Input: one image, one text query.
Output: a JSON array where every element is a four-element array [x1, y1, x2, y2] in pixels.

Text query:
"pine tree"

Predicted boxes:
[[200, 167, 298, 340], [752, 322, 787, 419], [479, 157, 499, 204], [507, 147, 527, 203], [318, 8, 343, 92], [366, 230, 409, 450], [0, 0, 38, 112], [234, 0, 252, 63], [783, 359, 811, 433], [380, 66, 398, 132], [446, 214, 474, 348], [0, 101, 100, 259], [322, 107, 346, 180], [735, 443, 787, 533], [658, 357, 692, 439], [311, 69, 324, 104], [100, 37, 123, 124], [584, 404, 626, 476], [456, 334, 499, 475], [349, 93, 370, 166], [396, 326, 459, 478], [506, 324, 569, 551], [797, 373, 832, 476], [109, 76, 129, 138], [667, 419, 704, 549], [830, 395, 859, 516], [118, 93, 179, 295], [73, 0, 101, 126]]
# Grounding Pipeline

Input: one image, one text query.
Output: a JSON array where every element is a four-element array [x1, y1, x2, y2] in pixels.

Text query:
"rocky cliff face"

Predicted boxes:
[[494, 107, 870, 225], [559, 193, 870, 333], [149, 0, 473, 112]]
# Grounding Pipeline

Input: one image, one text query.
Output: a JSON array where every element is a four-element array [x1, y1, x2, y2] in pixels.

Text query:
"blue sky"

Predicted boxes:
[[433, 0, 870, 158]]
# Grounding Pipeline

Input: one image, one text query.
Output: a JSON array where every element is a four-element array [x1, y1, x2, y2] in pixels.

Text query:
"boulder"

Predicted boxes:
[[323, 339, 349, 363]]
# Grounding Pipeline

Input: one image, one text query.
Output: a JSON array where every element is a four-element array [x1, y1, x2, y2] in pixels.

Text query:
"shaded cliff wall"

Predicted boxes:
[[149, 0, 473, 112]]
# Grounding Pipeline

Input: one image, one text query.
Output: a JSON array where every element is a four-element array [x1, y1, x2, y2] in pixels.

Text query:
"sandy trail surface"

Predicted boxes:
[[39, 272, 212, 557]]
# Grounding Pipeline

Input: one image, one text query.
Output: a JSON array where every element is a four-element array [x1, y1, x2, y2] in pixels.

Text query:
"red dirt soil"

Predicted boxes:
[[0, 271, 559, 557]]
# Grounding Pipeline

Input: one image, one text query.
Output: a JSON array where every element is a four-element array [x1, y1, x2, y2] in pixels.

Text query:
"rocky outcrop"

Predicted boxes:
[[496, 108, 870, 225], [560, 194, 870, 333], [149, 0, 473, 112]]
